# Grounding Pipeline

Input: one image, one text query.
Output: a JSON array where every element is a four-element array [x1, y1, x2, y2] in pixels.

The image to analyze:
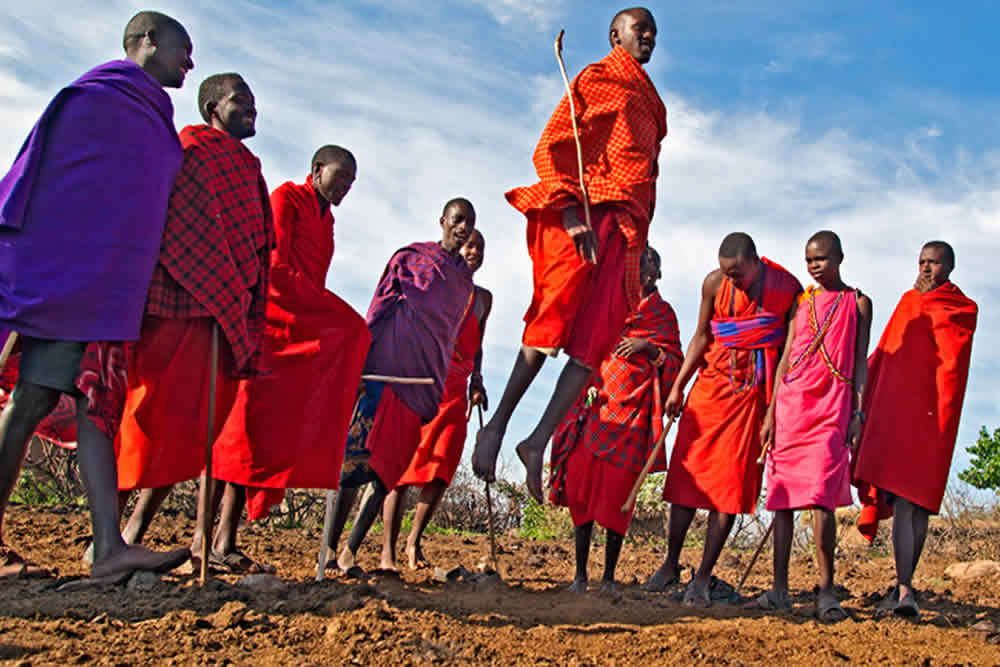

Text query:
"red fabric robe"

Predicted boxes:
[[212, 177, 370, 520], [663, 259, 801, 514], [853, 282, 977, 538], [549, 289, 682, 534], [507, 46, 667, 369]]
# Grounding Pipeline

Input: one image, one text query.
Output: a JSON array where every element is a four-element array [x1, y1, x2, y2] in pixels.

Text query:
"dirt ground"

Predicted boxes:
[[1, 505, 999, 665]]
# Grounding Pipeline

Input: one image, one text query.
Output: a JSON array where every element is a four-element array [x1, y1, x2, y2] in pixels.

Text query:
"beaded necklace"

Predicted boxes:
[[783, 287, 853, 384]]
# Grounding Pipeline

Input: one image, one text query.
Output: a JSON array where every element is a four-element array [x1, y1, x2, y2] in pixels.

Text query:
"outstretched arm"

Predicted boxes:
[[848, 292, 873, 452], [469, 288, 493, 410], [664, 271, 723, 418]]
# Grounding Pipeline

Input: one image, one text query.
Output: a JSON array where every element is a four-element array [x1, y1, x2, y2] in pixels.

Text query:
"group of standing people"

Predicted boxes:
[[0, 6, 980, 628]]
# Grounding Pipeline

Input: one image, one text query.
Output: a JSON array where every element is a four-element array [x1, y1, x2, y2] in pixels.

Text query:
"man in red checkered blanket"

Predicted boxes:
[[472, 8, 667, 503], [112, 72, 274, 575], [549, 246, 681, 593]]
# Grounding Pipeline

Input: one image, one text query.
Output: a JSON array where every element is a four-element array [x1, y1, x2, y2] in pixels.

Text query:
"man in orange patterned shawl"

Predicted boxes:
[[472, 8, 667, 503]]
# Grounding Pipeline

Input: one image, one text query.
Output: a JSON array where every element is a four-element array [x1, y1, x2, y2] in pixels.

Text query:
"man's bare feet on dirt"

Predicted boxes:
[[90, 544, 190, 581], [406, 542, 429, 570], [336, 546, 356, 572], [568, 577, 587, 593], [378, 551, 398, 573], [642, 562, 679, 592], [472, 426, 503, 482], [515, 440, 545, 504]]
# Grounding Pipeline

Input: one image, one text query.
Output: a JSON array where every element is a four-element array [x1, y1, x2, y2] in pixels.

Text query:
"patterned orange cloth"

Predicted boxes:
[[506, 45, 666, 313]]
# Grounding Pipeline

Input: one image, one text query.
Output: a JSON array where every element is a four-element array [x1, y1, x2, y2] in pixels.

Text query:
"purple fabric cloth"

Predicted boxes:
[[364, 241, 474, 420], [0, 60, 182, 341]]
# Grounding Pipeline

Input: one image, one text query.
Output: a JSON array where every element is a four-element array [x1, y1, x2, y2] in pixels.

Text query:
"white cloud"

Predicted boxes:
[[471, 0, 568, 28]]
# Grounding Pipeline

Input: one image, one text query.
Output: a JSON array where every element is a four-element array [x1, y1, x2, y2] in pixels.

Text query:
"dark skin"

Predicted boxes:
[[570, 247, 659, 595], [380, 232, 491, 572], [748, 236, 872, 620], [644, 252, 793, 605], [324, 201, 477, 572], [887, 245, 954, 616], [116, 77, 271, 573], [312, 158, 357, 210], [0, 16, 195, 582]]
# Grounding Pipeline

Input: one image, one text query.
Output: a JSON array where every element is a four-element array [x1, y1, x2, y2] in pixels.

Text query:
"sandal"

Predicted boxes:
[[816, 596, 849, 623], [208, 550, 276, 575], [0, 546, 51, 580], [893, 591, 920, 619], [683, 579, 712, 608], [744, 590, 792, 612]]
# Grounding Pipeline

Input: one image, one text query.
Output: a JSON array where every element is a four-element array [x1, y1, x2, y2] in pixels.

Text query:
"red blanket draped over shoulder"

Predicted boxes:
[[549, 289, 682, 534], [213, 177, 370, 520], [116, 125, 273, 491], [664, 258, 801, 514], [507, 46, 666, 366], [853, 282, 977, 540]]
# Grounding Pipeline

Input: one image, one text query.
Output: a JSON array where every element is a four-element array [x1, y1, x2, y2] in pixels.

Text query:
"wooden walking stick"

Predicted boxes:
[[736, 516, 775, 595], [199, 323, 220, 585], [0, 331, 18, 374], [554, 29, 595, 264], [621, 415, 676, 513], [476, 404, 498, 572]]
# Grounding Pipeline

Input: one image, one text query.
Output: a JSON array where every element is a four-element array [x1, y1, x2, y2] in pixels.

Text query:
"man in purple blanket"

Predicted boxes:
[[323, 198, 477, 573], [0, 11, 194, 582]]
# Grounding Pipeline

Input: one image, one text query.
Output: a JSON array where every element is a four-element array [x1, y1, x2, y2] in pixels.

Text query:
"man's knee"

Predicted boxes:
[[7, 381, 61, 425]]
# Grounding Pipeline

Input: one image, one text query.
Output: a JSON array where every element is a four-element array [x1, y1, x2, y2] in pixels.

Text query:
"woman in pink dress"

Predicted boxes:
[[747, 231, 872, 622]]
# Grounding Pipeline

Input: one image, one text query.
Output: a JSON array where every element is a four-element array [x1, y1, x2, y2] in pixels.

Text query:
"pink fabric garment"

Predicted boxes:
[[766, 287, 857, 512]]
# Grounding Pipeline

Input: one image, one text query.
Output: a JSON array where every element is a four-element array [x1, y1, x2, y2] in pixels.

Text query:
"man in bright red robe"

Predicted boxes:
[[212, 146, 370, 532], [473, 8, 667, 503], [644, 233, 801, 606], [853, 241, 977, 618], [113, 73, 273, 574], [549, 246, 681, 593]]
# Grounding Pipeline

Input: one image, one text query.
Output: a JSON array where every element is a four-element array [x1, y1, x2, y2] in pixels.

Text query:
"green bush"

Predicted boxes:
[[959, 426, 1000, 492]]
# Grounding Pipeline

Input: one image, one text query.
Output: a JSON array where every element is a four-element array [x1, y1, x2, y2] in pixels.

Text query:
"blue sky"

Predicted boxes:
[[0, 1, 997, 495]]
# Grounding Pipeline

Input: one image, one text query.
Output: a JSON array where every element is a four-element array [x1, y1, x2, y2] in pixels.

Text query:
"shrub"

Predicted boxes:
[[960, 426, 1000, 493]]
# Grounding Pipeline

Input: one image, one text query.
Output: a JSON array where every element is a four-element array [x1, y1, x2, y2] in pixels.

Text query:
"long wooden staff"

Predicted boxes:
[[315, 375, 436, 582], [555, 30, 595, 264], [736, 517, 775, 595], [476, 404, 498, 572], [0, 331, 18, 374], [199, 323, 220, 585], [620, 415, 676, 513]]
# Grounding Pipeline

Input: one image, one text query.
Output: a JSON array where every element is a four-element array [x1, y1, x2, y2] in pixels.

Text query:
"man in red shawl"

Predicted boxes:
[[113, 73, 273, 574], [644, 233, 801, 606], [0, 11, 194, 582], [549, 246, 681, 594], [853, 241, 977, 618], [325, 200, 476, 573], [473, 8, 667, 503], [211, 146, 370, 541], [380, 230, 490, 571]]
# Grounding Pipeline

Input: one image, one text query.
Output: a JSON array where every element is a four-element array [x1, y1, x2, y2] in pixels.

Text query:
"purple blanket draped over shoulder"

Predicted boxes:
[[0, 59, 182, 341], [364, 241, 474, 420]]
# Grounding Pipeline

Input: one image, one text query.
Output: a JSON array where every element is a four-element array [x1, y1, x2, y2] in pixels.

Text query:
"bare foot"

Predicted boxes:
[[81, 541, 94, 565], [337, 546, 356, 572], [515, 440, 545, 504], [642, 562, 679, 592], [406, 542, 429, 570], [472, 426, 503, 481], [378, 552, 398, 572], [567, 577, 588, 593], [599, 580, 619, 597], [90, 544, 190, 580]]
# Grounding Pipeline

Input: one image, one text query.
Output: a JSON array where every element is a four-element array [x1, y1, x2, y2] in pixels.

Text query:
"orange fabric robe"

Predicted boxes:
[[396, 306, 481, 488], [663, 259, 801, 514], [507, 45, 667, 369], [853, 282, 977, 537], [212, 177, 371, 520]]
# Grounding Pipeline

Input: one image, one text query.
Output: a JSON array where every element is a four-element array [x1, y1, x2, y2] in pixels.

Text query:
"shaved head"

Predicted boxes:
[[923, 240, 956, 270], [807, 230, 843, 260], [609, 7, 656, 63], [312, 145, 356, 171], [197, 73, 245, 123], [123, 11, 186, 53], [442, 197, 474, 217], [610, 7, 653, 42], [719, 232, 757, 260]]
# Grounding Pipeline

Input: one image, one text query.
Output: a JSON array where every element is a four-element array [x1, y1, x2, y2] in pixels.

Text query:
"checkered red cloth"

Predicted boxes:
[[506, 46, 667, 311], [145, 124, 273, 377], [549, 289, 682, 502]]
